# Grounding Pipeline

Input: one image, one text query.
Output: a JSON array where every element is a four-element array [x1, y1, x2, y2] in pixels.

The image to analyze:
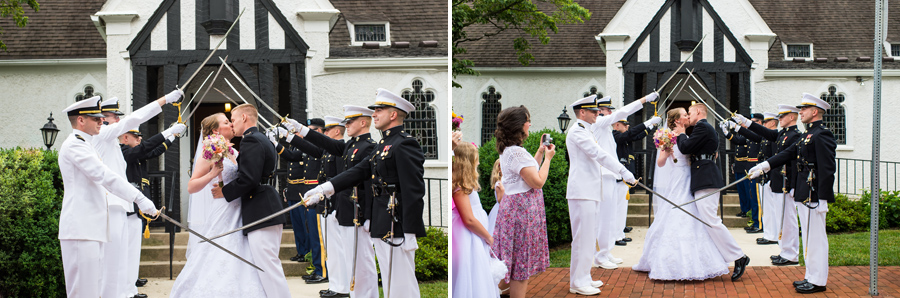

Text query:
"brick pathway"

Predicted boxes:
[[526, 266, 900, 297]]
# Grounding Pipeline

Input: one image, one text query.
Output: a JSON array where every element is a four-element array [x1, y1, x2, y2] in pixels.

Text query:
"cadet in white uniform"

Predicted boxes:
[[58, 97, 159, 298], [590, 93, 658, 269], [565, 95, 636, 296]]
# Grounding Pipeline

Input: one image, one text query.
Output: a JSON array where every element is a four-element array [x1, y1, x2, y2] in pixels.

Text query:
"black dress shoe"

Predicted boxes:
[[290, 254, 303, 262], [306, 275, 328, 284], [624, 227, 633, 233], [793, 279, 808, 287], [320, 290, 350, 297], [737, 212, 748, 218], [622, 237, 632, 242], [744, 226, 753, 231], [772, 256, 799, 266], [302, 274, 316, 281], [770, 255, 781, 260], [320, 289, 329, 295], [135, 278, 148, 287], [746, 228, 763, 234], [731, 255, 750, 281], [796, 282, 826, 294], [757, 238, 778, 245], [615, 240, 627, 246], [133, 294, 148, 298]]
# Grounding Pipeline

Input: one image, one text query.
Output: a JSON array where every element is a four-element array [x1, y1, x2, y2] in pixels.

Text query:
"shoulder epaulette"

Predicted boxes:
[[578, 123, 585, 129], [75, 134, 85, 142]]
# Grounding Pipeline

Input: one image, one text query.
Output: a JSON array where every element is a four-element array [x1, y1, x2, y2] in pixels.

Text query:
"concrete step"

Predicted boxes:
[[627, 203, 742, 215], [628, 193, 740, 205], [138, 260, 312, 278], [140, 244, 303, 262], [144, 229, 298, 246], [626, 214, 750, 228]]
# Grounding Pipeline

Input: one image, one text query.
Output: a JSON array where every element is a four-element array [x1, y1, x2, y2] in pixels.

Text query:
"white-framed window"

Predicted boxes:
[[891, 43, 900, 57], [348, 22, 390, 46], [401, 79, 438, 159], [820, 85, 846, 145], [481, 86, 502, 146], [783, 43, 813, 60], [74, 85, 101, 102]]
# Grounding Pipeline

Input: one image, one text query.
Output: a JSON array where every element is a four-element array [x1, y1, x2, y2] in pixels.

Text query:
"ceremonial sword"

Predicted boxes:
[[218, 56, 289, 127], [687, 72, 733, 116], [154, 212, 264, 272], [350, 187, 360, 291], [212, 87, 273, 130], [181, 55, 229, 121], [655, 34, 707, 92], [626, 180, 712, 227], [216, 84, 278, 128], [201, 193, 321, 243], [687, 86, 728, 122], [658, 68, 695, 119], [675, 174, 753, 208]]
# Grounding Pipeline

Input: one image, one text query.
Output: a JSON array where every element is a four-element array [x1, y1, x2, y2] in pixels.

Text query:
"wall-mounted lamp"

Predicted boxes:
[[856, 76, 866, 86], [225, 102, 232, 112]]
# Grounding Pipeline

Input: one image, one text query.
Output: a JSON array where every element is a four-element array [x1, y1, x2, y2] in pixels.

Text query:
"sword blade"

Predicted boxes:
[[212, 87, 268, 129], [656, 34, 707, 91], [675, 175, 750, 208], [687, 86, 726, 122], [687, 72, 732, 114], [183, 56, 229, 121], [217, 56, 283, 121], [157, 213, 264, 272], [201, 197, 308, 243], [659, 69, 694, 122], [217, 84, 276, 128], [179, 8, 245, 91], [631, 181, 712, 228], [177, 70, 214, 120]]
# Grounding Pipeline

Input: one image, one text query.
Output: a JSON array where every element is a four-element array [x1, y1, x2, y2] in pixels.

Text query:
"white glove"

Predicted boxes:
[[731, 121, 740, 132], [732, 114, 751, 127], [303, 182, 335, 205], [136, 196, 158, 217], [266, 129, 277, 144], [166, 135, 176, 142], [620, 169, 636, 185], [286, 118, 309, 136], [162, 123, 187, 139], [644, 92, 659, 103], [401, 233, 419, 252], [276, 127, 288, 139], [363, 220, 371, 233], [747, 161, 771, 179], [644, 116, 661, 128], [164, 89, 184, 104], [719, 122, 729, 134]]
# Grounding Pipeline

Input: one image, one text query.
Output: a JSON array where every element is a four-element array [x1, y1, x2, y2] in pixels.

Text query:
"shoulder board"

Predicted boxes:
[[366, 138, 376, 144], [578, 123, 585, 129], [75, 134, 85, 142]]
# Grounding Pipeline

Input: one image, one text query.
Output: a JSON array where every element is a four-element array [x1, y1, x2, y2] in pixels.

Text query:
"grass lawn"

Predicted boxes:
[[378, 280, 447, 297]]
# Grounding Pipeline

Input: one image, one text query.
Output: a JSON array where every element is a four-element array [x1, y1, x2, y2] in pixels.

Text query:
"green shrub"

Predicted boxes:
[[0, 148, 66, 298], [825, 193, 870, 233], [860, 190, 900, 230], [477, 128, 571, 247], [414, 227, 448, 281]]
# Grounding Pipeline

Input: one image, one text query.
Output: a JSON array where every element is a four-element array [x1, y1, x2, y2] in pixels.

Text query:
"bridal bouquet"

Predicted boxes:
[[452, 111, 464, 131], [202, 133, 235, 187], [653, 128, 677, 150]]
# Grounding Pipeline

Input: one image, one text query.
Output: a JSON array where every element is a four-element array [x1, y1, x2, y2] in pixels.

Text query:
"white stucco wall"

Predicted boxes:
[[453, 70, 607, 142], [0, 63, 108, 150]]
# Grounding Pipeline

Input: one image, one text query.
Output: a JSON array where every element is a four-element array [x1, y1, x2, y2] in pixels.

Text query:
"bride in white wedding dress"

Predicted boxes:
[[632, 107, 730, 281], [169, 113, 266, 297]]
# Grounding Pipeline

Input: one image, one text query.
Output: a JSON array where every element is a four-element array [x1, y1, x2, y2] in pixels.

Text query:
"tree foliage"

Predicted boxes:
[[0, 0, 40, 51], [452, 0, 590, 87]]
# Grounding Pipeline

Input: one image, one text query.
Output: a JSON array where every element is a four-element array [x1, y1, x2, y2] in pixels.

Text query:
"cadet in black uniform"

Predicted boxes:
[[271, 118, 326, 282], [722, 114, 764, 233], [749, 94, 836, 294], [297, 88, 425, 297], [612, 118, 658, 242]]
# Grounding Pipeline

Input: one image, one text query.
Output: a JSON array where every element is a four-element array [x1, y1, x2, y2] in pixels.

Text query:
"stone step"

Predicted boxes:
[[138, 260, 311, 278], [626, 203, 742, 215], [626, 214, 750, 228], [140, 244, 304, 262], [144, 229, 298, 246], [628, 193, 741, 205]]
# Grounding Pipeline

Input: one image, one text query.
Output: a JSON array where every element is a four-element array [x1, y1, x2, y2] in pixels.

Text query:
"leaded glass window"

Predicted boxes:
[[892, 44, 899, 57], [787, 44, 811, 58], [75, 85, 100, 101], [583, 86, 603, 98], [820, 86, 846, 145], [481, 87, 502, 145], [402, 80, 437, 159], [355, 25, 387, 42]]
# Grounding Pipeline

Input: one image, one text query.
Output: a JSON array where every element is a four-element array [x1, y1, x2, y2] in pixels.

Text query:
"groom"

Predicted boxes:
[[676, 103, 750, 281], [212, 104, 290, 297]]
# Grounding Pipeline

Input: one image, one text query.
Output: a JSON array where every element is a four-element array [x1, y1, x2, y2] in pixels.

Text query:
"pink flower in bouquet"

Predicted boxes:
[[653, 128, 677, 150], [201, 133, 235, 164]]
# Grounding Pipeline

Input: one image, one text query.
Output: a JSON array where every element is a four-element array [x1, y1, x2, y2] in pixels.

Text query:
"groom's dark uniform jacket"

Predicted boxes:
[[747, 123, 802, 194], [765, 121, 836, 203], [328, 125, 426, 239], [223, 126, 286, 234], [676, 119, 725, 194], [304, 131, 376, 227]]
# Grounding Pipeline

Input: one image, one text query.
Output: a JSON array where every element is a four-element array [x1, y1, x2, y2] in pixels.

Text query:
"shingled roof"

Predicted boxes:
[[328, 0, 448, 58], [0, 0, 107, 60], [460, 0, 900, 69]]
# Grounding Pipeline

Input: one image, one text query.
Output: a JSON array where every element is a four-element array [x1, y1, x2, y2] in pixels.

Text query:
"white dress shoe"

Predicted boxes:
[[608, 255, 623, 264], [591, 280, 604, 288], [569, 286, 601, 295], [593, 259, 618, 269]]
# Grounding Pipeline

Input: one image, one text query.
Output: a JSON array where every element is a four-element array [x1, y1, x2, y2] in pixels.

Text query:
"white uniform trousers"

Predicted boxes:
[[593, 177, 618, 263], [61, 240, 102, 298], [350, 226, 379, 298], [373, 238, 420, 298], [694, 189, 744, 263], [779, 191, 800, 261], [615, 182, 629, 240], [125, 214, 143, 296], [762, 182, 784, 241], [568, 199, 600, 288], [247, 225, 291, 298], [325, 214, 353, 293], [100, 206, 129, 298], [797, 201, 829, 286]]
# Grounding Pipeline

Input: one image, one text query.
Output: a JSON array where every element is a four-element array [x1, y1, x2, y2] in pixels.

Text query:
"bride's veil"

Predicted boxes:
[[186, 131, 213, 256]]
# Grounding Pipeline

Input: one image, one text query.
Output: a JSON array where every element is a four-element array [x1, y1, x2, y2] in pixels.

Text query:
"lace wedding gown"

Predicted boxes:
[[632, 145, 730, 280], [170, 155, 267, 297]]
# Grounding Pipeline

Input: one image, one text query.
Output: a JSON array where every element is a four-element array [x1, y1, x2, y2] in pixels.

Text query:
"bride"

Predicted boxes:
[[632, 107, 730, 281], [169, 113, 266, 297]]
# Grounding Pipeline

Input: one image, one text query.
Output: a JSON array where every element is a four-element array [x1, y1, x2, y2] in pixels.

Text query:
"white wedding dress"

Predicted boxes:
[[170, 153, 267, 297], [633, 145, 730, 280]]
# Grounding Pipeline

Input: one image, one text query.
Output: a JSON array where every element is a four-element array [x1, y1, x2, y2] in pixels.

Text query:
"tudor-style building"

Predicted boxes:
[[454, 0, 900, 193], [1, 0, 448, 225]]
